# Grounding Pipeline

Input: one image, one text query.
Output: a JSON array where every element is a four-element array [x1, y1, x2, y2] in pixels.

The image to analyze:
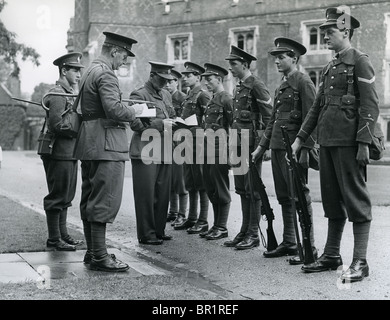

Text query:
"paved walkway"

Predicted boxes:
[[0, 248, 167, 284]]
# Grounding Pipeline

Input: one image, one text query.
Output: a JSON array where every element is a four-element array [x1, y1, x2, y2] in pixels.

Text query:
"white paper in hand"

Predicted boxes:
[[135, 103, 156, 118]]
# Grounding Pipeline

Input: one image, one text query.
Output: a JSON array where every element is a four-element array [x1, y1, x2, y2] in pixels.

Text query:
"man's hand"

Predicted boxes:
[[298, 148, 309, 169], [291, 137, 304, 161], [251, 146, 265, 163], [131, 103, 147, 116], [356, 142, 370, 166]]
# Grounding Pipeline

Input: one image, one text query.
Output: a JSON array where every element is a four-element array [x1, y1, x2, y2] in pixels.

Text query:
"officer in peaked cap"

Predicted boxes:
[[225, 45, 257, 65], [173, 61, 211, 233], [253, 37, 318, 263], [223, 44, 273, 251], [42, 51, 85, 252], [319, 7, 360, 30], [53, 52, 85, 69], [200, 62, 233, 240], [74, 31, 143, 272], [129, 61, 176, 245], [149, 61, 175, 80], [269, 37, 307, 57], [102, 31, 137, 56], [291, 7, 379, 283]]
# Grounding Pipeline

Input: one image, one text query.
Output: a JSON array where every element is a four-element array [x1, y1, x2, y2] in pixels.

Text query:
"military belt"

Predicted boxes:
[[81, 112, 107, 121]]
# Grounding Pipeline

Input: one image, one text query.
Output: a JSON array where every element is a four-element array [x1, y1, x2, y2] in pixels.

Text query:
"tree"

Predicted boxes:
[[31, 82, 54, 103], [0, 0, 40, 78]]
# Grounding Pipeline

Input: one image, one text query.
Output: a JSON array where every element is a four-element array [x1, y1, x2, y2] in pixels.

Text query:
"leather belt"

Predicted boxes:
[[81, 113, 106, 121]]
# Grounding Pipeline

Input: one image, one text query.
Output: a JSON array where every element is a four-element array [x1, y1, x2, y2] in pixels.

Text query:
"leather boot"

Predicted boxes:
[[235, 234, 260, 250], [224, 232, 246, 247], [340, 258, 369, 282]]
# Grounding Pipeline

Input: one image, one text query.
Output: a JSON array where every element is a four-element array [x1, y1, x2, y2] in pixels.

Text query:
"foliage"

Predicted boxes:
[[0, 105, 26, 149], [31, 82, 55, 103], [0, 1, 40, 77]]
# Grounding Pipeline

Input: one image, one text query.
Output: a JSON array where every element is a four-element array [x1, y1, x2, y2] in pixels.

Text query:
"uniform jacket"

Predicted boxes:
[[129, 81, 175, 163], [181, 84, 211, 127], [204, 90, 233, 160], [172, 90, 186, 117], [73, 55, 137, 161], [260, 70, 316, 150], [231, 74, 273, 146], [44, 79, 77, 160], [298, 47, 379, 147]]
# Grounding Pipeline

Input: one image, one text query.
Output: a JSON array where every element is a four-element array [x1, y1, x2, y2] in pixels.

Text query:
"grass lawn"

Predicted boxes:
[[0, 195, 227, 300]]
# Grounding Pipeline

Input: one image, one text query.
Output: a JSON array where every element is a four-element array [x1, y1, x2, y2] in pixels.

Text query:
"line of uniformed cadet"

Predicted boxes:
[[41, 6, 378, 282]]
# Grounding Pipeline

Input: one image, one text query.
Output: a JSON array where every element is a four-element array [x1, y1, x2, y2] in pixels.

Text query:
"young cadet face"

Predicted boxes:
[[323, 27, 349, 52], [182, 72, 198, 88], [204, 75, 220, 93], [228, 60, 246, 79], [274, 53, 296, 75], [165, 79, 178, 94], [63, 67, 81, 86]]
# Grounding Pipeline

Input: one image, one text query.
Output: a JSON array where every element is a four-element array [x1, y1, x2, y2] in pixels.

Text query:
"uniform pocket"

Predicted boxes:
[[340, 95, 356, 119], [289, 110, 302, 124], [104, 125, 128, 152]]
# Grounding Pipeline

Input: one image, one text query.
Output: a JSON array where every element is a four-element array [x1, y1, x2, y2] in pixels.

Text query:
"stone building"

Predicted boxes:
[[68, 0, 390, 140]]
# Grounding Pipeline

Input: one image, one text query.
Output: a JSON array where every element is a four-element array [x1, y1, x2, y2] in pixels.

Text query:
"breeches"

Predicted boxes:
[[203, 163, 231, 204], [80, 160, 125, 223], [319, 146, 372, 222], [42, 157, 77, 212], [271, 149, 311, 206]]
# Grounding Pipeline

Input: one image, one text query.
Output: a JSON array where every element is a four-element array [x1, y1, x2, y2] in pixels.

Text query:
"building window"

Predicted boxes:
[[301, 20, 327, 53], [228, 26, 259, 57], [166, 33, 193, 64], [306, 68, 322, 90]]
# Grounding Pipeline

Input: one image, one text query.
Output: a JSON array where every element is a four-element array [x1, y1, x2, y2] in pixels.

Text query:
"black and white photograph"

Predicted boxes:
[[0, 0, 389, 310]]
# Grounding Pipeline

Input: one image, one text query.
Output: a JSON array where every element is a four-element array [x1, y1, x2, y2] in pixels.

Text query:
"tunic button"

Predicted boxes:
[[277, 100, 281, 103], [331, 76, 334, 79], [333, 66, 336, 69], [236, 100, 239, 102], [330, 86, 334, 90]]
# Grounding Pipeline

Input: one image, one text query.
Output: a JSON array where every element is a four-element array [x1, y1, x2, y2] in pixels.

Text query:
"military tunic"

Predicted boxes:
[[231, 74, 272, 195], [203, 91, 233, 205], [259, 70, 316, 205], [42, 79, 78, 213], [74, 55, 137, 224], [297, 47, 379, 222], [180, 85, 211, 191], [129, 81, 175, 241]]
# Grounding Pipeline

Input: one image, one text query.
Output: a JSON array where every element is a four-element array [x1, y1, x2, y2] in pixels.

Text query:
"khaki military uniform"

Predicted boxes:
[[42, 80, 78, 213], [74, 56, 137, 224], [129, 81, 175, 241], [298, 47, 379, 222]]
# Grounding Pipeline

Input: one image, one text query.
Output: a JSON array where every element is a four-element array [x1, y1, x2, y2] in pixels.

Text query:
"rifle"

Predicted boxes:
[[280, 126, 316, 265], [248, 161, 278, 251]]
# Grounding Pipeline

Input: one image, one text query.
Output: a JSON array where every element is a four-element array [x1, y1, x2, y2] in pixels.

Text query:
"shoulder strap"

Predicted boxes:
[[293, 90, 300, 111], [347, 65, 355, 96]]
